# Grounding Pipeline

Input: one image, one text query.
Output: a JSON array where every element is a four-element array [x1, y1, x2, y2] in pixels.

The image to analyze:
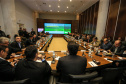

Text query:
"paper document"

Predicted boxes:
[[47, 61, 51, 66], [55, 56, 61, 60], [104, 58, 113, 62], [88, 61, 98, 67]]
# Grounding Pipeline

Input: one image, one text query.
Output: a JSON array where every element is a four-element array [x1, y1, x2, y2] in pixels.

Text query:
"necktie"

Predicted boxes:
[[18, 43, 21, 48]]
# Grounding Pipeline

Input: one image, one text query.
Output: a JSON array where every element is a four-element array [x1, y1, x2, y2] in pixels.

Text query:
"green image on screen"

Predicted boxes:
[[44, 23, 71, 34]]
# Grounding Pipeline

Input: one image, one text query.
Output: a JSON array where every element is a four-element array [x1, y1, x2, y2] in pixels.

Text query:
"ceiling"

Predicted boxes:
[[20, 0, 99, 15]]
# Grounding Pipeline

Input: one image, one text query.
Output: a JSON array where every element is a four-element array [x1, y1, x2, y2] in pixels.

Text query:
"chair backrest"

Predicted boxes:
[[112, 60, 126, 68], [0, 78, 31, 84], [69, 71, 98, 82], [101, 68, 123, 83]]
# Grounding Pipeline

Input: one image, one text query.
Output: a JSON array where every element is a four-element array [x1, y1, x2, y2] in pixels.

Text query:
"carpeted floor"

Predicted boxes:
[[47, 37, 68, 51]]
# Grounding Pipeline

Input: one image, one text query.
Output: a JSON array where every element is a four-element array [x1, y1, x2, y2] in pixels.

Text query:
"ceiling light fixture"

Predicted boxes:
[[58, 6, 60, 8], [59, 0, 60, 1], [67, 6, 69, 8], [50, 10, 52, 12], [65, 11, 66, 13], [58, 11, 59, 12], [49, 5, 51, 7], [70, 0, 72, 2]]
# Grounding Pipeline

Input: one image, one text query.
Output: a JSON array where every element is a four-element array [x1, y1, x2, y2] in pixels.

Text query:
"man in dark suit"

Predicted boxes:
[[15, 46, 51, 83], [31, 28, 36, 35], [56, 41, 87, 83], [18, 28, 24, 36], [100, 38, 112, 50], [0, 37, 16, 59], [108, 40, 126, 56], [32, 34, 40, 44], [0, 26, 6, 37], [25, 35, 34, 47], [10, 36, 24, 53], [0, 46, 16, 81], [85, 35, 92, 43]]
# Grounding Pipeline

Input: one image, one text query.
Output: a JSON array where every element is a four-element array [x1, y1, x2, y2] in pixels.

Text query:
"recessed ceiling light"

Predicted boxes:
[[67, 6, 69, 8], [58, 11, 59, 12], [58, 6, 60, 8], [59, 0, 60, 1], [49, 5, 51, 7], [70, 0, 72, 2]]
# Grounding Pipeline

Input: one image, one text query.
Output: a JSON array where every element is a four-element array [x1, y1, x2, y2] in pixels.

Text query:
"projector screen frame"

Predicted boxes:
[[44, 23, 71, 34]]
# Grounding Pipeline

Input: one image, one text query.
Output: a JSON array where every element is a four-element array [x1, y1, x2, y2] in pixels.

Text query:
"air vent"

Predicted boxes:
[[43, 3, 46, 5], [71, 5, 74, 7]]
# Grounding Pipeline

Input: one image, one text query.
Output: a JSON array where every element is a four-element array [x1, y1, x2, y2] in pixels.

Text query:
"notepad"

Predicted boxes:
[[117, 57, 123, 60], [38, 51, 44, 53], [47, 61, 51, 65], [55, 56, 61, 60], [88, 61, 98, 67], [61, 50, 66, 52], [48, 51, 54, 53], [36, 60, 42, 63], [104, 58, 113, 62], [14, 54, 21, 57], [81, 50, 86, 52]]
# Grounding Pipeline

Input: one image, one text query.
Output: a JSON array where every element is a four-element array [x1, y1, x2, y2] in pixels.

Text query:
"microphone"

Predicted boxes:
[[51, 52, 55, 64]]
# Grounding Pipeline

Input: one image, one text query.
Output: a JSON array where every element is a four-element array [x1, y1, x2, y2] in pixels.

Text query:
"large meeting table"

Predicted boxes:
[[7, 35, 125, 71]]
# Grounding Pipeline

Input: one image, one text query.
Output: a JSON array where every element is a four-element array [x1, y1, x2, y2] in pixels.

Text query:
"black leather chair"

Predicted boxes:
[[68, 72, 102, 84], [112, 60, 126, 68], [101, 68, 123, 84], [0, 78, 31, 84]]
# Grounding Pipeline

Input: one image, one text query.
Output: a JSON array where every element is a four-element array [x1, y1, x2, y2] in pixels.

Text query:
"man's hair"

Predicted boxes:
[[14, 34, 18, 39], [0, 37, 9, 44], [25, 46, 37, 60], [93, 37, 98, 40], [0, 45, 7, 52], [67, 41, 79, 55]]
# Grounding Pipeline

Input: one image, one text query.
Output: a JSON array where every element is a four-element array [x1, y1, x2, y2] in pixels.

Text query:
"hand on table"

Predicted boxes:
[[10, 53, 16, 58]]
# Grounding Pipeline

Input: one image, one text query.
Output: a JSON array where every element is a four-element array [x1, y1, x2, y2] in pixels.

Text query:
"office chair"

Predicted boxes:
[[69, 71, 102, 84], [101, 68, 123, 84], [0, 78, 31, 84]]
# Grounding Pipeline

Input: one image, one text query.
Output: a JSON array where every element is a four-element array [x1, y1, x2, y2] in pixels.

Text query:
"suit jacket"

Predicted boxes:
[[90, 41, 101, 47], [15, 59, 51, 83], [0, 58, 15, 81], [110, 45, 126, 56], [25, 39, 34, 47], [100, 42, 112, 50], [85, 39, 92, 43], [10, 41, 24, 53], [56, 55, 87, 83], [31, 31, 36, 35]]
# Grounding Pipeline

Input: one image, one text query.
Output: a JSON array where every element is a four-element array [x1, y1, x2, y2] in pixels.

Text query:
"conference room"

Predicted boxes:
[[0, 0, 126, 84]]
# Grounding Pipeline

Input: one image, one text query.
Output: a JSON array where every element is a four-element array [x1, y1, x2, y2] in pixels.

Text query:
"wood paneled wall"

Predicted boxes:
[[105, 0, 126, 41], [37, 19, 79, 37], [79, 1, 99, 35]]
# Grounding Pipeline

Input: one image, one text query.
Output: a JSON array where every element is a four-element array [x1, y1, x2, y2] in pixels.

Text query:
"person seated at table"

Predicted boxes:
[[90, 37, 100, 47], [0, 45, 17, 81], [0, 37, 15, 59], [10, 36, 24, 53], [32, 34, 40, 44], [25, 35, 34, 47], [56, 41, 87, 83], [100, 38, 112, 50], [85, 35, 92, 43], [108, 40, 126, 56], [15, 46, 51, 83], [75, 34, 81, 40]]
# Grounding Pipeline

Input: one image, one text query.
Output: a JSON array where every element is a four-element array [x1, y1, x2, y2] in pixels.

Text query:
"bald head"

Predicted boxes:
[[115, 40, 121, 47], [103, 38, 108, 44]]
